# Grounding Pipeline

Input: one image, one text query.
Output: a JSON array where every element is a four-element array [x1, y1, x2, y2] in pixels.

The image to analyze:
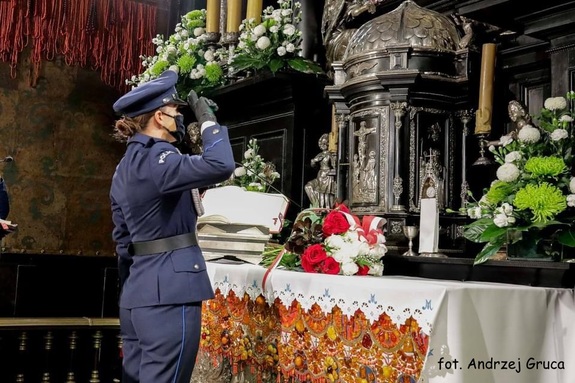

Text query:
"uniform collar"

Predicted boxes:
[[128, 133, 169, 148]]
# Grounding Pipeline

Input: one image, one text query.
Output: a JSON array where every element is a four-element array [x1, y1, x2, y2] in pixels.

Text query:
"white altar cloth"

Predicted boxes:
[[206, 262, 575, 383]]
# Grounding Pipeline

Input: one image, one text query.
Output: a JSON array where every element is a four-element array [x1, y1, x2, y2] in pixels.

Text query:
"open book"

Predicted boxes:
[[198, 186, 289, 233]]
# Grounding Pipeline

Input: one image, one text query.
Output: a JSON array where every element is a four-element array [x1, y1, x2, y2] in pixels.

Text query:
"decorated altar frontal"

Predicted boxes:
[[194, 262, 575, 383]]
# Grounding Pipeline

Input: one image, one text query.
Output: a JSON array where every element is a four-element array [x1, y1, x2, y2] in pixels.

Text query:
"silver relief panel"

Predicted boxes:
[[349, 107, 389, 214]]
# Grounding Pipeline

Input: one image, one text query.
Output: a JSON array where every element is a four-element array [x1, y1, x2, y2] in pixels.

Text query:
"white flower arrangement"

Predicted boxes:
[[225, 138, 280, 192], [463, 91, 575, 264], [126, 10, 227, 95], [230, 0, 322, 75]]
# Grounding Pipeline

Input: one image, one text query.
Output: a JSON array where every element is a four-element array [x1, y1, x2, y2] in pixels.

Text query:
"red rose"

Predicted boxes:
[[322, 211, 351, 236], [356, 264, 370, 276], [301, 244, 328, 273], [321, 256, 341, 275]]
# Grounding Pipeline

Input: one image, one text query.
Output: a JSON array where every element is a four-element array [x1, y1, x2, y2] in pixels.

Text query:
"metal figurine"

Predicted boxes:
[[305, 134, 337, 208]]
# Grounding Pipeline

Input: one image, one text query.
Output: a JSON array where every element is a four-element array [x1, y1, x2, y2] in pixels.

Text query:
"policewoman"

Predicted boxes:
[[110, 70, 234, 383]]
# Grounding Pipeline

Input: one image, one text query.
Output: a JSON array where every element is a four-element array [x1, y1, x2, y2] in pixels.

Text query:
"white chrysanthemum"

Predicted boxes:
[[517, 125, 541, 143], [281, 9, 292, 16], [253, 24, 266, 37], [544, 96, 567, 111], [560, 115, 573, 123], [569, 177, 575, 193], [269, 25, 279, 33], [567, 194, 575, 207], [283, 24, 296, 36], [499, 134, 514, 147], [496, 163, 520, 182], [341, 261, 359, 276], [504, 151, 522, 163], [277, 46, 287, 56], [233, 167, 246, 177], [256, 36, 271, 50], [551, 128, 568, 141]]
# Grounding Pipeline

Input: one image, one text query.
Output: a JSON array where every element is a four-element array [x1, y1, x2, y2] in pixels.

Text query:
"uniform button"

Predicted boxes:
[[212, 128, 220, 134], [194, 264, 199, 269]]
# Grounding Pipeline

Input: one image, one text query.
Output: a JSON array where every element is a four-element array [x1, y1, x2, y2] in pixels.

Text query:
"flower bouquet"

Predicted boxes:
[[126, 10, 226, 95], [223, 138, 280, 192], [261, 205, 387, 276], [464, 91, 575, 264], [231, 0, 322, 75]]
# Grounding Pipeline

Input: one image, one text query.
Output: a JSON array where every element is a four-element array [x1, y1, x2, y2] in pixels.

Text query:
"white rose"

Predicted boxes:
[[286, 43, 295, 52], [517, 125, 541, 143], [283, 24, 296, 36], [253, 24, 266, 37], [493, 213, 510, 228], [281, 9, 292, 16], [504, 151, 522, 163], [500, 202, 513, 215], [204, 50, 215, 62], [567, 194, 575, 207], [496, 163, 520, 182], [270, 25, 279, 33], [193, 27, 204, 37], [234, 167, 246, 177], [256, 36, 271, 50], [325, 234, 345, 249], [341, 262, 359, 276], [569, 177, 575, 193], [551, 128, 568, 141], [277, 46, 287, 56], [368, 263, 384, 276], [499, 135, 514, 147], [244, 149, 255, 159]]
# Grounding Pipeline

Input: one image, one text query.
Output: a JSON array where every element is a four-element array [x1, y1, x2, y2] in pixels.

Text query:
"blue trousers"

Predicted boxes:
[[120, 303, 202, 383]]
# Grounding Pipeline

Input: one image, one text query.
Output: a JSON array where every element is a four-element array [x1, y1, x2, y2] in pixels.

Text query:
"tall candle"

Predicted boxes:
[[246, 0, 263, 23], [226, 0, 242, 33], [475, 43, 497, 135], [206, 0, 221, 33]]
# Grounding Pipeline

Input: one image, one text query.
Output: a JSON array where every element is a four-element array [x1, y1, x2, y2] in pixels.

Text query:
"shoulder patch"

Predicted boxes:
[[158, 150, 175, 164]]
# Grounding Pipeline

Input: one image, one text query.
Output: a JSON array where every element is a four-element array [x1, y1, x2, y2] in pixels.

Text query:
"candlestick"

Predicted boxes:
[[246, 0, 263, 23], [206, 0, 221, 33], [328, 105, 338, 152], [226, 0, 242, 33], [475, 43, 497, 135]]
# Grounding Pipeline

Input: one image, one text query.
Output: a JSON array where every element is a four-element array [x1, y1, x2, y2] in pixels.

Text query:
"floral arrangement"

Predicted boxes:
[[231, 0, 322, 75], [262, 205, 387, 276], [464, 91, 575, 264], [224, 138, 280, 192], [126, 10, 226, 95]]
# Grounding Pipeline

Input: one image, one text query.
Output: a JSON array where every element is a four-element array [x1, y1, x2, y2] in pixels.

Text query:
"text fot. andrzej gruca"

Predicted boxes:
[[437, 357, 565, 374]]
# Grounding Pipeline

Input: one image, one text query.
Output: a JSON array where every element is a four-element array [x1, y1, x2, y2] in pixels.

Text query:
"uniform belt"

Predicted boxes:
[[129, 232, 198, 256]]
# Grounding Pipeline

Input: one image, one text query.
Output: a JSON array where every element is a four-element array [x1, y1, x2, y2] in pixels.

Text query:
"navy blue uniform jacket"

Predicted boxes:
[[110, 124, 235, 309]]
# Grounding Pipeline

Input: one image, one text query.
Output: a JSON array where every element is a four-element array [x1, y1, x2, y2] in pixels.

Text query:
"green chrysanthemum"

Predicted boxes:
[[186, 19, 205, 29], [150, 60, 169, 76], [176, 54, 196, 73], [486, 181, 514, 205], [513, 182, 567, 222], [524, 156, 566, 177], [185, 10, 204, 20], [205, 63, 223, 83]]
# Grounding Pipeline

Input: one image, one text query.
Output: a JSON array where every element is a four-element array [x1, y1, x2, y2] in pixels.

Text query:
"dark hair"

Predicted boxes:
[[112, 111, 156, 143]]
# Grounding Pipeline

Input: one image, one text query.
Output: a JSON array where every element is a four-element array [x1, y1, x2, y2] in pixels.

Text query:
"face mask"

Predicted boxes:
[[170, 114, 186, 144]]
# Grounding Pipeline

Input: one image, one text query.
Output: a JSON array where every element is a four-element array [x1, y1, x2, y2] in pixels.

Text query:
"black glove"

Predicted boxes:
[[187, 90, 218, 126]]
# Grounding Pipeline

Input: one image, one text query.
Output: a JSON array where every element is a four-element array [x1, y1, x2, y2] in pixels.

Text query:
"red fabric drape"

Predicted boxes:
[[0, 0, 157, 90]]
